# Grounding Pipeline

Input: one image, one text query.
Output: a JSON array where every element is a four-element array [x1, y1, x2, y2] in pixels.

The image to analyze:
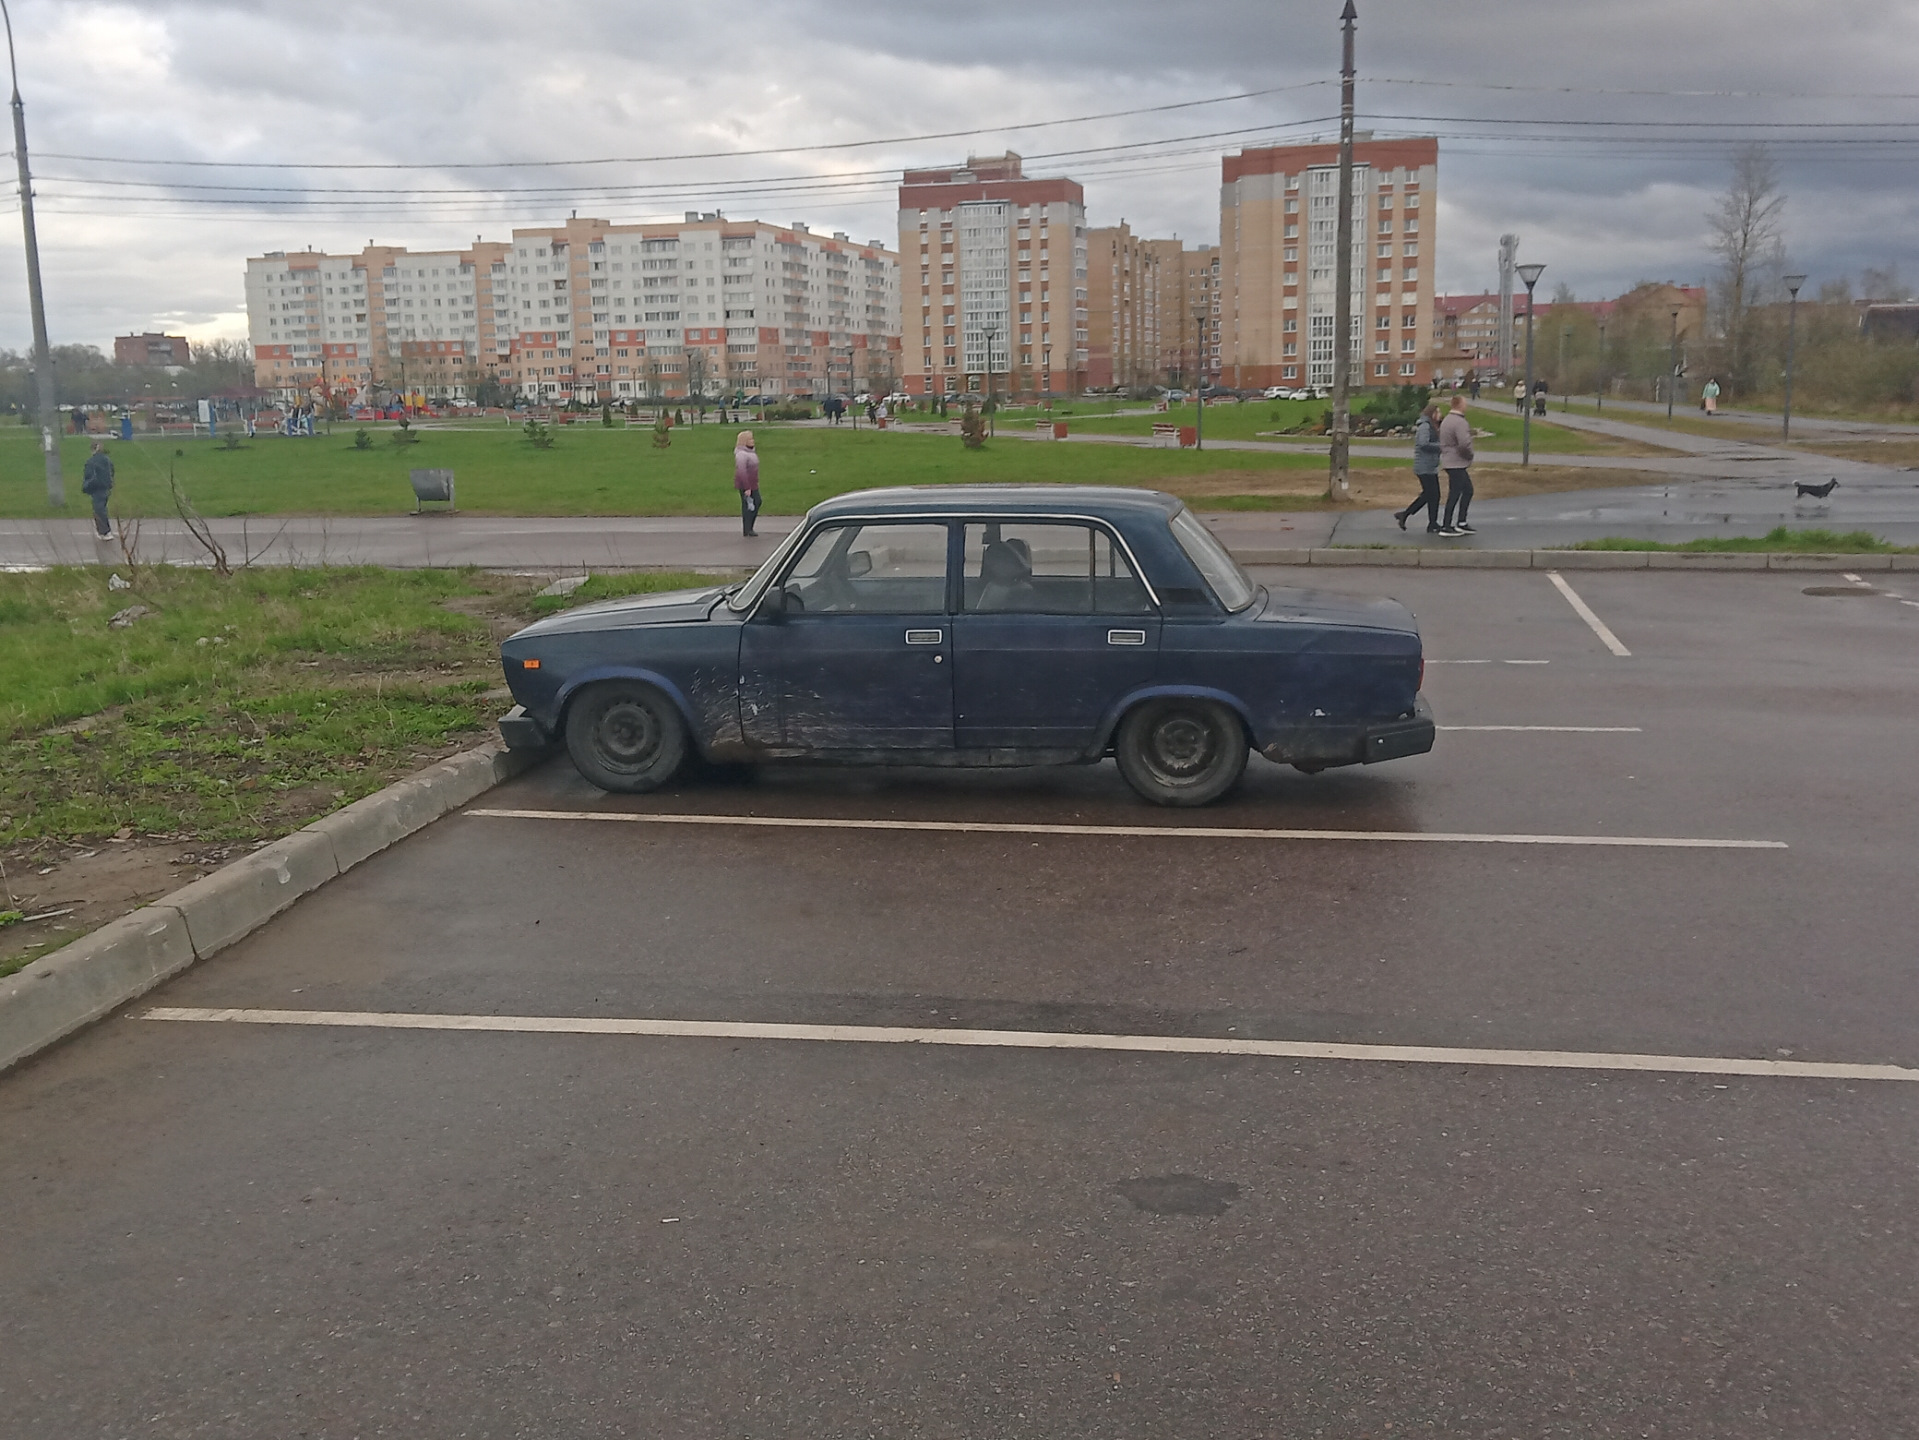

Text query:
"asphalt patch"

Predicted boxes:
[[1112, 1174, 1241, 1217]]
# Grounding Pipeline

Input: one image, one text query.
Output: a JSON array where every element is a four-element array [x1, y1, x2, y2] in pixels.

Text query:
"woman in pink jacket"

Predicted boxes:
[[734, 431, 761, 537]]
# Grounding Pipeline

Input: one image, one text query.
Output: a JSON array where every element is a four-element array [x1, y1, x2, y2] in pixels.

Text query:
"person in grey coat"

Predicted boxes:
[[81, 440, 115, 540], [1395, 402, 1444, 532], [1438, 394, 1476, 535]]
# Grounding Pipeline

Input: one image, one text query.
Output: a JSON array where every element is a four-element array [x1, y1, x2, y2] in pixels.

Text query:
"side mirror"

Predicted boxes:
[[846, 550, 874, 578], [758, 584, 786, 619]]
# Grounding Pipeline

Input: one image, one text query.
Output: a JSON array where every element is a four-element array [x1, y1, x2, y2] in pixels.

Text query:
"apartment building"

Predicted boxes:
[[492, 214, 898, 402], [245, 217, 899, 404], [246, 239, 509, 400], [1220, 135, 1438, 392], [897, 153, 1088, 398], [1184, 245, 1223, 388]]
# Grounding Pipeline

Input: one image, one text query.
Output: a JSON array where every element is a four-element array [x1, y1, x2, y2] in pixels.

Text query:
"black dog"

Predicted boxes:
[[1794, 478, 1840, 499]]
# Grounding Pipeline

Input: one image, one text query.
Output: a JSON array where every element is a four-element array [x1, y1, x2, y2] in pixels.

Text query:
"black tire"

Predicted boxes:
[[1114, 698, 1248, 807], [563, 681, 688, 794]]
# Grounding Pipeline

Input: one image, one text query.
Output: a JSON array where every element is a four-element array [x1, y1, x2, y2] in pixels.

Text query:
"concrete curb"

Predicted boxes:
[[0, 740, 552, 1075], [1233, 548, 1907, 571]]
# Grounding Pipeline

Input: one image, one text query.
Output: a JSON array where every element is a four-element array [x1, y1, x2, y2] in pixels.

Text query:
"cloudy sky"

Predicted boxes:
[[2, 0, 1916, 352]]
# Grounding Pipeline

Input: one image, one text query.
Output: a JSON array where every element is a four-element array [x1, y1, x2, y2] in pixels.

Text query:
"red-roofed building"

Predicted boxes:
[[898, 153, 1088, 398], [1221, 135, 1439, 391]]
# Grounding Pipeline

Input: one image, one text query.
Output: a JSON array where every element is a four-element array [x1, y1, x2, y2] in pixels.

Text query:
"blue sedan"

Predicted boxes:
[[498, 485, 1434, 805]]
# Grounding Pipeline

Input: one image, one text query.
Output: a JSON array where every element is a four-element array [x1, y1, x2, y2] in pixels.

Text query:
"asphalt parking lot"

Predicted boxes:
[[4, 566, 1917, 1437]]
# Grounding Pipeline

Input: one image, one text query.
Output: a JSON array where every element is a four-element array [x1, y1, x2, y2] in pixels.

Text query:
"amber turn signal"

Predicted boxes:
[[521, 658, 541, 669]]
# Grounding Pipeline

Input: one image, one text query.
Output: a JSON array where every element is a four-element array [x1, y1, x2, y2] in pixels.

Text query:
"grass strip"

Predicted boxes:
[[1569, 527, 1916, 554]]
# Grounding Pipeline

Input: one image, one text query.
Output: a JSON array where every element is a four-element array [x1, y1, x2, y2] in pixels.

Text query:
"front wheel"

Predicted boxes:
[[564, 681, 688, 793], [1114, 698, 1248, 807]]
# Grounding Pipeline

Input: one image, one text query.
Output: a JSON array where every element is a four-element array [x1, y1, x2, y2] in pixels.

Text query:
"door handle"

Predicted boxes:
[[1107, 629, 1147, 646], [904, 629, 944, 645]]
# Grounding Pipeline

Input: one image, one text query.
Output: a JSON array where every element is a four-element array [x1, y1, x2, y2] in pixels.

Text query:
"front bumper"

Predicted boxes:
[[1259, 695, 1435, 769], [498, 704, 553, 751]]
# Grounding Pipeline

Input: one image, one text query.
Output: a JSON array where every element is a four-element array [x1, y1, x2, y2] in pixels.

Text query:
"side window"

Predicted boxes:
[[962, 522, 1154, 615], [782, 522, 948, 615]]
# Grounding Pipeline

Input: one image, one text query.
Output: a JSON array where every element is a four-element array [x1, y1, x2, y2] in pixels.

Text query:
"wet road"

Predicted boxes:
[[4, 567, 1917, 1437]]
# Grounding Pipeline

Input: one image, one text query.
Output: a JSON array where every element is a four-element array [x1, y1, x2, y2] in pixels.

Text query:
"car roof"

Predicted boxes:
[[807, 485, 1183, 522]]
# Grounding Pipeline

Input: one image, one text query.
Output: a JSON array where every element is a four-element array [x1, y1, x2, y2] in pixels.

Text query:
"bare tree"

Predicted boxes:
[[1707, 144, 1787, 395]]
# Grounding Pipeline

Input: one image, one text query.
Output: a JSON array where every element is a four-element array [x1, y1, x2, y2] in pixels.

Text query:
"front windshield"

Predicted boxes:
[[728, 522, 812, 612], [1168, 507, 1257, 612]]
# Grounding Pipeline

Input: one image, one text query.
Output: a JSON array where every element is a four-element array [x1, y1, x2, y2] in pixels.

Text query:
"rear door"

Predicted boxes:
[[950, 521, 1160, 751], [738, 520, 955, 750]]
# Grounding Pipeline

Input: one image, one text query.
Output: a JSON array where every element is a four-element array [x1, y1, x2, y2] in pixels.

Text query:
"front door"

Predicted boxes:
[[739, 520, 955, 751], [951, 521, 1160, 751]]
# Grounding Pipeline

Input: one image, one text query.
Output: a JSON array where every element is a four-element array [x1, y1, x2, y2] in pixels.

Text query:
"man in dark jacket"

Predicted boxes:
[[81, 440, 115, 540]]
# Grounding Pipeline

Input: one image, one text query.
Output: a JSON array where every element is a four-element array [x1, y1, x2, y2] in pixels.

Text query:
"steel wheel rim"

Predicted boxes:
[[1146, 712, 1217, 785], [596, 700, 662, 771]]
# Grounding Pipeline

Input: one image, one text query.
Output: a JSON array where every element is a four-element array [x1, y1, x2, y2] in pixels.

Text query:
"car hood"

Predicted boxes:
[[1251, 584, 1418, 635], [508, 585, 730, 639]]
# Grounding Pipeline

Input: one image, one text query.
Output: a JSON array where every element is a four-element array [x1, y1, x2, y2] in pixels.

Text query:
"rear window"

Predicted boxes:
[[1168, 508, 1257, 612]]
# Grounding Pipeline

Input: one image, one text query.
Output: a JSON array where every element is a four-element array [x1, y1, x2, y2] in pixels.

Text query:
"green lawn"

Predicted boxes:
[[1, 421, 1394, 520], [1064, 399, 1631, 455]]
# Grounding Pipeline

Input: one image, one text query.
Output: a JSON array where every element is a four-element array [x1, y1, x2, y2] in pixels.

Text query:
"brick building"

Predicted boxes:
[[246, 218, 898, 404], [1220, 135, 1439, 392], [113, 332, 191, 367], [897, 153, 1087, 399]]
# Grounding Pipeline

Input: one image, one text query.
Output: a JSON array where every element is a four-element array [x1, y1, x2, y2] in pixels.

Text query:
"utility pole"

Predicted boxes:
[[4, 0, 63, 507], [1327, 0, 1357, 500], [1781, 274, 1807, 441], [1193, 309, 1206, 451], [1667, 307, 1681, 420]]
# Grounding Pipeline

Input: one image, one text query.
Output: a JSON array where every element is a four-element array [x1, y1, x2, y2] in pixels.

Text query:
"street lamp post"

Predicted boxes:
[[1516, 263, 1545, 467], [1666, 307, 1681, 420], [1042, 343, 1051, 407], [1781, 273, 1807, 442], [3, 0, 62, 508], [985, 325, 998, 436]]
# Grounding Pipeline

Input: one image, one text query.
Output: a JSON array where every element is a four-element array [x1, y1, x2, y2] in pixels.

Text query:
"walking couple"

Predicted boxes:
[[1395, 394, 1476, 536]]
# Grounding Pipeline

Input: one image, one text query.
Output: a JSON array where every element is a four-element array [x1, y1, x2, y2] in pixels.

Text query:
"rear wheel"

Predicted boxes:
[[1114, 698, 1248, 807], [564, 681, 688, 794]]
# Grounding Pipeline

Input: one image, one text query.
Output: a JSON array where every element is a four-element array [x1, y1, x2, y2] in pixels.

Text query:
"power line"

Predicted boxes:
[[29, 81, 1333, 172]]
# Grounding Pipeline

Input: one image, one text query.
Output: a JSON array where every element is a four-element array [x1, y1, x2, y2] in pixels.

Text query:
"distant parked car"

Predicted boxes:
[[498, 485, 1434, 806]]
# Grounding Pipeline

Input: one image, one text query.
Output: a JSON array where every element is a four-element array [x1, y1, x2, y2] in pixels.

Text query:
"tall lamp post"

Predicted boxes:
[[1516, 262, 1545, 467], [1666, 306, 1681, 420], [3, 0, 62, 508], [1781, 273, 1807, 442], [1042, 342, 1051, 407], [985, 324, 998, 436]]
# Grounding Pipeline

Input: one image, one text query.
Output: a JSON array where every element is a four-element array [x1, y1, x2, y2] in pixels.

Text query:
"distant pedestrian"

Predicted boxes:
[[734, 430, 761, 537], [1702, 377, 1720, 416], [1438, 394, 1476, 535], [1469, 375, 1481, 400], [81, 440, 115, 540], [1513, 378, 1526, 413], [1533, 378, 1549, 416], [1395, 402, 1444, 534]]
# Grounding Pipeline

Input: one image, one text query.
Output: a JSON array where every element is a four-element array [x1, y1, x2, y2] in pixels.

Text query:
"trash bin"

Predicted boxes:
[[409, 468, 455, 514]]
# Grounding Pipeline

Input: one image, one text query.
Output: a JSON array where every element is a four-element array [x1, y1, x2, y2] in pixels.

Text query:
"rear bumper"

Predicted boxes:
[[1259, 696, 1435, 769], [498, 704, 553, 751]]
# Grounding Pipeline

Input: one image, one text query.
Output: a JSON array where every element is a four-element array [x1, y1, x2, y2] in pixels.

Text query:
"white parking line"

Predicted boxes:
[[1438, 725, 1641, 733], [1545, 572, 1632, 657], [468, 809, 1784, 850], [1427, 659, 1552, 665], [139, 1007, 1917, 1084]]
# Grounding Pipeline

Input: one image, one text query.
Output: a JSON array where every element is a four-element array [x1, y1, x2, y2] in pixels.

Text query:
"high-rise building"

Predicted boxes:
[[897, 154, 1087, 398], [1140, 238, 1192, 386], [245, 217, 899, 404], [1183, 245, 1222, 389], [1219, 135, 1438, 392]]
